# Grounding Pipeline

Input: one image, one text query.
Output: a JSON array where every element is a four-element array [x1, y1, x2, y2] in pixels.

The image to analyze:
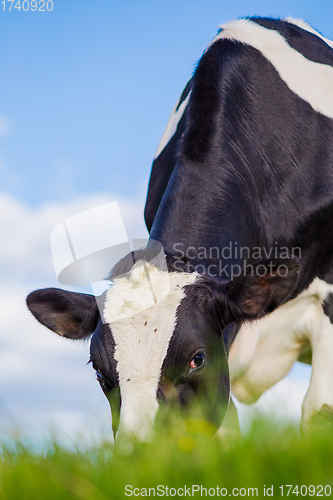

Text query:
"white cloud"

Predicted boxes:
[[0, 283, 112, 448], [0, 191, 148, 287], [0, 191, 148, 446]]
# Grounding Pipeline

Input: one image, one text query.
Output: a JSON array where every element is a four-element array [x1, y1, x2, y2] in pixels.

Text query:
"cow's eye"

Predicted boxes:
[[189, 352, 205, 373]]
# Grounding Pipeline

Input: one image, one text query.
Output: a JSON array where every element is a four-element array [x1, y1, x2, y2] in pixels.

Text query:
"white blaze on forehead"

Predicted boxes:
[[212, 19, 333, 119], [103, 263, 198, 440]]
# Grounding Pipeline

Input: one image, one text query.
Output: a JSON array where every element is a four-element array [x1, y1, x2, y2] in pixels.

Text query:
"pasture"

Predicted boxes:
[[2, 3, 333, 499], [1, 418, 333, 499]]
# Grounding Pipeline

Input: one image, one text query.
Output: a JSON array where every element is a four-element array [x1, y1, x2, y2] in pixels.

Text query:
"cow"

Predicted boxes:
[[27, 17, 333, 442]]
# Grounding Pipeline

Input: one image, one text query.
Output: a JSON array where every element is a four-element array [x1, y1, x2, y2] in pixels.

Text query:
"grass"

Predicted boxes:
[[1, 417, 333, 499]]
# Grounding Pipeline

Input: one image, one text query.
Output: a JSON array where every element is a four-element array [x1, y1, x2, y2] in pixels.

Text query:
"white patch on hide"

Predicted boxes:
[[213, 19, 333, 119], [285, 17, 333, 49]]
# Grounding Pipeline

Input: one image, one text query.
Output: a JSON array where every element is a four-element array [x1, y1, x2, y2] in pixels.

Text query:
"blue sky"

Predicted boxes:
[[0, 0, 332, 446], [1, 0, 332, 207]]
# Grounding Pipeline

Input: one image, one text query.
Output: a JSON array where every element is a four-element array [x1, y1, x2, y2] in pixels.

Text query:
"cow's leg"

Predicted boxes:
[[230, 279, 333, 427], [301, 309, 333, 430]]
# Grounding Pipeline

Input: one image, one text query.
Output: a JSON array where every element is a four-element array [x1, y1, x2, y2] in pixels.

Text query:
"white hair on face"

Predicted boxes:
[[103, 262, 198, 440], [212, 19, 333, 119]]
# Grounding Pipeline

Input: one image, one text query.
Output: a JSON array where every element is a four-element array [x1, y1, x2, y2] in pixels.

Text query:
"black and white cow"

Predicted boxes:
[[27, 17, 333, 441]]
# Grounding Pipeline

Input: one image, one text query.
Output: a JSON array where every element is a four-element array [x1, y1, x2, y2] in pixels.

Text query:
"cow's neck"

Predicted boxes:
[[149, 161, 263, 276]]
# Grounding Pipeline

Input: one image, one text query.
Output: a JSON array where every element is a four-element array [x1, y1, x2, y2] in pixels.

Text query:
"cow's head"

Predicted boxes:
[[27, 253, 299, 442]]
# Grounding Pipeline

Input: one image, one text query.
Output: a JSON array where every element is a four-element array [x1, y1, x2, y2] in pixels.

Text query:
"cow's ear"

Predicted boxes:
[[226, 258, 300, 321], [26, 288, 100, 339]]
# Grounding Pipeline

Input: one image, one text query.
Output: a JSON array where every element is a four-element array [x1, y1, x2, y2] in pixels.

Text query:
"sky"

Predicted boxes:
[[0, 0, 332, 447]]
